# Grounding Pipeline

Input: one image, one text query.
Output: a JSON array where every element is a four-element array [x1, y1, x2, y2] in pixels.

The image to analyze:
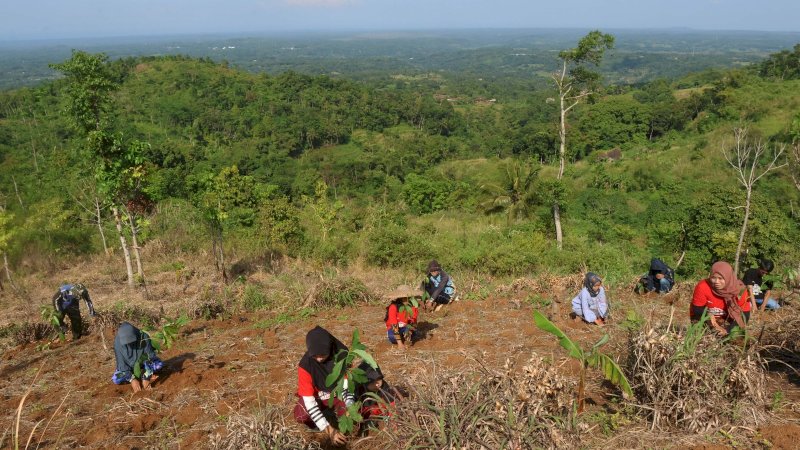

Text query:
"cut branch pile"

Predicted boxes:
[[628, 326, 771, 432]]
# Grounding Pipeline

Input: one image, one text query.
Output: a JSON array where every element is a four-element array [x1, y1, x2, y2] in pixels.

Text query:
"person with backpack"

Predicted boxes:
[[51, 283, 95, 340], [111, 322, 164, 392], [637, 258, 675, 294], [421, 259, 456, 312], [294, 326, 355, 446], [743, 258, 780, 311], [384, 285, 421, 350], [571, 272, 608, 325]]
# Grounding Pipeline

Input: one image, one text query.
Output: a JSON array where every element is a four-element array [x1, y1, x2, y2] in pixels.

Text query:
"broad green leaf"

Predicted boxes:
[[349, 367, 368, 384], [588, 352, 633, 397], [592, 334, 610, 351], [352, 349, 378, 369], [533, 310, 583, 359], [325, 359, 345, 389]]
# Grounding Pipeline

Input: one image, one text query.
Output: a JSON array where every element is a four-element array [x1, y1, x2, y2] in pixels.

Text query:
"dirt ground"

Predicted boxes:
[[1, 262, 799, 449]]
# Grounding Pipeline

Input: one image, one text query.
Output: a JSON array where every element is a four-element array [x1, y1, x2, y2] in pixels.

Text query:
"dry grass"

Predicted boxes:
[[376, 354, 579, 449], [210, 406, 321, 450], [628, 324, 772, 432]]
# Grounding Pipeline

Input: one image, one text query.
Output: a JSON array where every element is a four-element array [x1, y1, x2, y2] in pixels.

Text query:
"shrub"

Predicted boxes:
[[380, 355, 577, 449], [628, 322, 769, 431], [306, 276, 374, 309]]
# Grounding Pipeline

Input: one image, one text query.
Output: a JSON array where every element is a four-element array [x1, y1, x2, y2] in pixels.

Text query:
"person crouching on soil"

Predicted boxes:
[[421, 259, 456, 312], [571, 272, 608, 325], [385, 285, 421, 351], [112, 322, 164, 392], [294, 326, 355, 446], [356, 361, 400, 434], [690, 261, 749, 336]]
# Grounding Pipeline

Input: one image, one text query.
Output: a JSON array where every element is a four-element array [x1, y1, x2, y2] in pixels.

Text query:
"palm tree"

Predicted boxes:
[[481, 159, 540, 226]]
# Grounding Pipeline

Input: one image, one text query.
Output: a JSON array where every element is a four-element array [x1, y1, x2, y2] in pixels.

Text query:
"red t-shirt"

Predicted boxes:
[[385, 303, 418, 330], [297, 366, 319, 397], [691, 279, 750, 320]]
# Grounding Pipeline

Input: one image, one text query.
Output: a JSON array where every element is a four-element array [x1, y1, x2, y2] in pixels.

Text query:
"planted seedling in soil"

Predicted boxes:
[[533, 310, 633, 412]]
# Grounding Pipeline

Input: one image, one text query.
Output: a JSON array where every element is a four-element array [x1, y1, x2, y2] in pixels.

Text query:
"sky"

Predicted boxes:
[[1, 0, 798, 41]]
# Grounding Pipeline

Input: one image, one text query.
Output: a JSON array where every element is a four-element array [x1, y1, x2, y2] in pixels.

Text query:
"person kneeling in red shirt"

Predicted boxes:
[[690, 261, 749, 336], [294, 326, 354, 446], [384, 285, 421, 351]]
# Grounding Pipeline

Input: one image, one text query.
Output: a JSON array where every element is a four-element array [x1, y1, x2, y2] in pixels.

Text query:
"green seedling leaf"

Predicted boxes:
[[352, 349, 378, 369], [349, 367, 368, 384], [533, 310, 583, 359], [325, 359, 345, 389]]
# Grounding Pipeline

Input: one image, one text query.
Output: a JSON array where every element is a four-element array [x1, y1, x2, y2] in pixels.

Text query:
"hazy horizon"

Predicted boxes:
[[2, 0, 798, 42]]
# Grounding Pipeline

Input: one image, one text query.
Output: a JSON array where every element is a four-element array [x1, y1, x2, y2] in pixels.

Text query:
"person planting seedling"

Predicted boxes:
[[111, 322, 164, 392], [295, 326, 368, 446], [384, 285, 421, 350], [421, 259, 457, 312], [51, 283, 95, 341]]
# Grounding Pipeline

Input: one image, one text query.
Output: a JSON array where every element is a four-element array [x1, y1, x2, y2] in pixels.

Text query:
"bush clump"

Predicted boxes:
[[305, 276, 374, 309], [628, 324, 770, 432], [380, 355, 577, 449]]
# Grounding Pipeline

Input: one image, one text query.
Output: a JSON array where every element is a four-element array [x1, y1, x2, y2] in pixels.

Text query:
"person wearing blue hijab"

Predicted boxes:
[[571, 272, 608, 325], [112, 322, 164, 392]]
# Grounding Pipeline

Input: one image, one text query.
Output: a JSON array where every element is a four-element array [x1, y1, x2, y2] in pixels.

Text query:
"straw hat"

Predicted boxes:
[[385, 284, 422, 300]]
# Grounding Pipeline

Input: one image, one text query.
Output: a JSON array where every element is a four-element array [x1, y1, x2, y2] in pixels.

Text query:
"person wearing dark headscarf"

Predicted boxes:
[[421, 259, 457, 312], [743, 258, 780, 311], [571, 273, 608, 325], [355, 362, 399, 433], [111, 322, 164, 392], [690, 261, 750, 336], [294, 326, 354, 446]]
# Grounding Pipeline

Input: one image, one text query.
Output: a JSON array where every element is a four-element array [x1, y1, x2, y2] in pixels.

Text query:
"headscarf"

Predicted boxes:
[[709, 261, 746, 329], [426, 259, 442, 273], [113, 322, 157, 373], [298, 326, 349, 391], [583, 272, 603, 297]]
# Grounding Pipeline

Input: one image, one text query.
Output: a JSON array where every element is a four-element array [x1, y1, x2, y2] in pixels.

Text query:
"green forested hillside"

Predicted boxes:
[[1, 43, 799, 283]]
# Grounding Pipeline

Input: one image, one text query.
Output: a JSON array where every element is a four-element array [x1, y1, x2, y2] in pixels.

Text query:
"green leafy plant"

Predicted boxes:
[[39, 305, 64, 342], [533, 310, 632, 412], [324, 329, 378, 434], [146, 315, 188, 352]]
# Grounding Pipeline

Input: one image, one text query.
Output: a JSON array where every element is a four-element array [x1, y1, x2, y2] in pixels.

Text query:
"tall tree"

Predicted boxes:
[[51, 51, 147, 286], [551, 31, 614, 249], [723, 128, 786, 273]]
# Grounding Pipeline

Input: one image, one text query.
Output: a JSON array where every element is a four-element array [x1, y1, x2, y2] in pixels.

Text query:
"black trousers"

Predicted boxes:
[[57, 306, 82, 340]]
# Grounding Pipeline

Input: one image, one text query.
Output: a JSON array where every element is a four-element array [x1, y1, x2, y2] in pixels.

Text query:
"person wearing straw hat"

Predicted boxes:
[[421, 259, 456, 312], [384, 285, 421, 350]]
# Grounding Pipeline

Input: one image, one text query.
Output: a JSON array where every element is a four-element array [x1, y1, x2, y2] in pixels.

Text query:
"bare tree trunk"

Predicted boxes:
[[3, 252, 17, 291], [112, 206, 135, 287], [11, 176, 24, 209], [553, 91, 567, 250], [554, 203, 564, 250], [94, 197, 109, 255], [126, 209, 144, 278], [216, 227, 228, 284], [734, 190, 752, 274]]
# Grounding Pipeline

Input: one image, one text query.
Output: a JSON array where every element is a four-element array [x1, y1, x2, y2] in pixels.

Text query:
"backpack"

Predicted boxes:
[[60, 284, 78, 304]]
